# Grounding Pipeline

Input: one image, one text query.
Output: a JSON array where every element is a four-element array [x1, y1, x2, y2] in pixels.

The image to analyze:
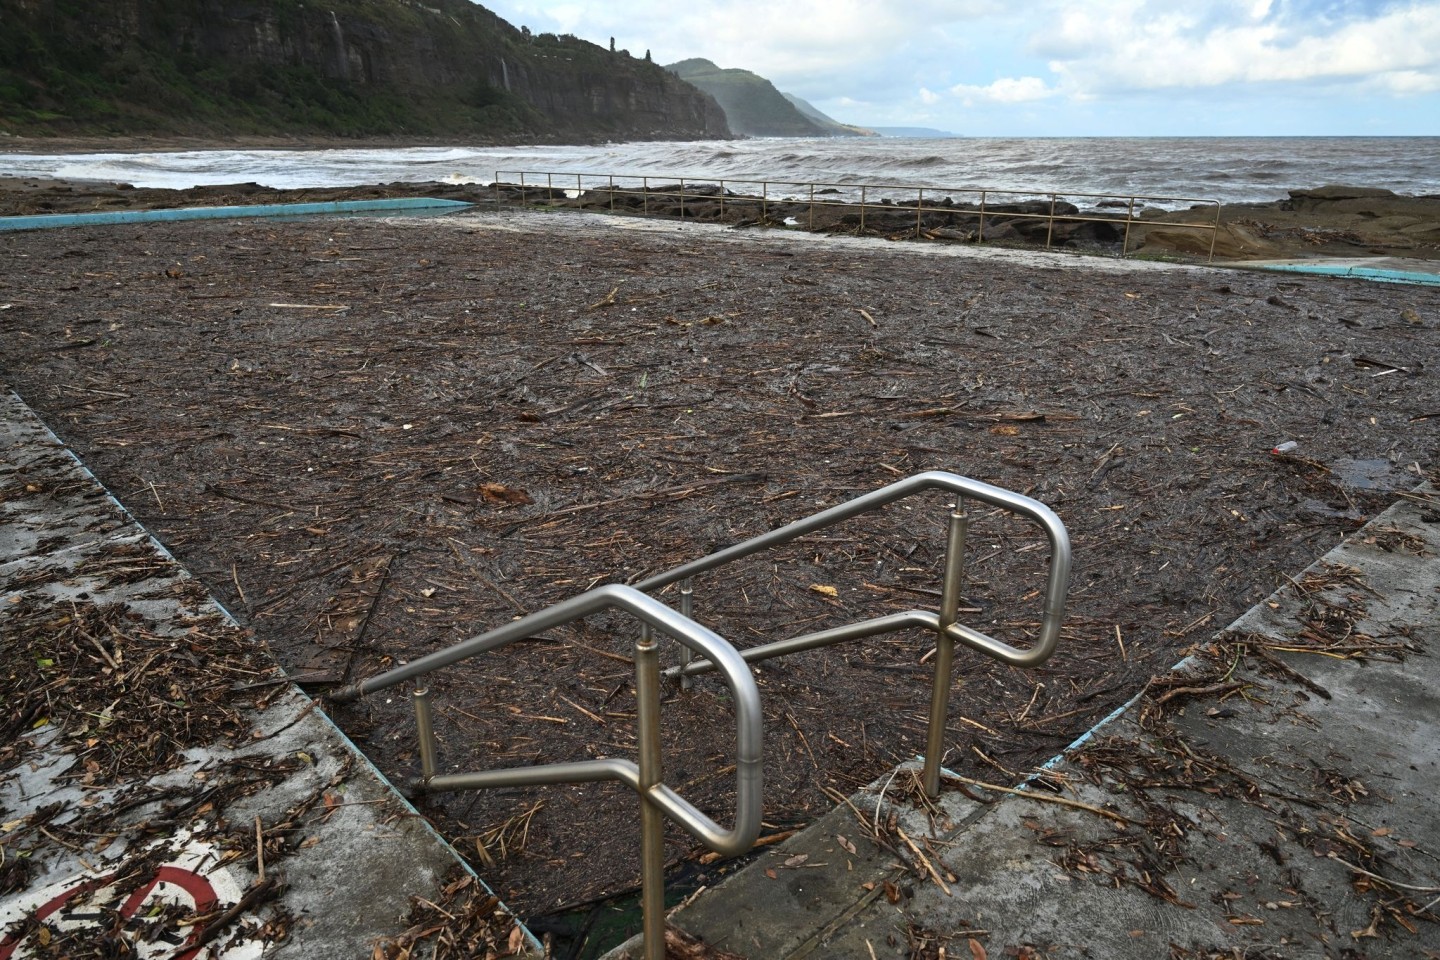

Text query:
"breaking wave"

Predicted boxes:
[[5, 136, 1439, 204]]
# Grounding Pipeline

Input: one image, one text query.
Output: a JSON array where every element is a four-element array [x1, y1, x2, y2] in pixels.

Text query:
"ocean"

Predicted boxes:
[[3, 136, 1437, 207]]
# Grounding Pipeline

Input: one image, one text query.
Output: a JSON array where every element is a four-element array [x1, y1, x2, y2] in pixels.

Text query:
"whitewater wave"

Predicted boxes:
[[5, 136, 1438, 205]]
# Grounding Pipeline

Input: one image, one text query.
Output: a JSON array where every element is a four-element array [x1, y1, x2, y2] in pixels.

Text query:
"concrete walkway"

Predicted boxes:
[[0, 391, 538, 958], [615, 488, 1440, 958]]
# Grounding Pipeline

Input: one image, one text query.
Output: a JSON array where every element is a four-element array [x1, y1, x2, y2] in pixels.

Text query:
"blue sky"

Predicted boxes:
[[476, 0, 1440, 135]]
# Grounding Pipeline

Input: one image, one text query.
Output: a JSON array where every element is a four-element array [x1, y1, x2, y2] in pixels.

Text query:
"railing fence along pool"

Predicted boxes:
[[492, 170, 1222, 261]]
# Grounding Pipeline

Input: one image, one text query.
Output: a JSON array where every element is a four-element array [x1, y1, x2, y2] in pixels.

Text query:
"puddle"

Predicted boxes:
[[1329, 457, 1405, 491]]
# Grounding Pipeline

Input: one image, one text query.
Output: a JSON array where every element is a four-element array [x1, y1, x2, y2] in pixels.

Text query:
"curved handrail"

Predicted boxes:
[[330, 583, 762, 856], [635, 470, 1071, 668]]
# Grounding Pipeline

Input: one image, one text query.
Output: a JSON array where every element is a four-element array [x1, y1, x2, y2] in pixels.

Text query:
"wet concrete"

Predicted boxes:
[[0, 391, 539, 958]]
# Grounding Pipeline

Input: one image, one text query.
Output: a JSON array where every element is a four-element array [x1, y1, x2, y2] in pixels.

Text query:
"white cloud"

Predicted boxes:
[[483, 0, 1004, 81], [1037, 0, 1440, 95], [949, 76, 1057, 104], [918, 87, 941, 104]]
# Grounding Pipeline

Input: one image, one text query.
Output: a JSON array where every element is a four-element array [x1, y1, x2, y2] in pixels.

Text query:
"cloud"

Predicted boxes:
[[1036, 0, 1440, 95], [948, 76, 1057, 104], [483, 0, 1004, 81]]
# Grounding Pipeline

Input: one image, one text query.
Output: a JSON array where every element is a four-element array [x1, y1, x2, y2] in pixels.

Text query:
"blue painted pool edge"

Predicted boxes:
[[1250, 262, 1440, 286], [0, 197, 473, 231]]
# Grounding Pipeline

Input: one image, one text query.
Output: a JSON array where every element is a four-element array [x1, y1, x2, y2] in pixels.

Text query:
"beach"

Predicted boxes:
[[2, 203, 1436, 925]]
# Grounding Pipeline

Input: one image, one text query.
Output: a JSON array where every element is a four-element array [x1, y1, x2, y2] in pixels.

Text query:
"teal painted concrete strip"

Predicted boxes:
[[0, 197, 473, 232], [1254, 262, 1440, 286]]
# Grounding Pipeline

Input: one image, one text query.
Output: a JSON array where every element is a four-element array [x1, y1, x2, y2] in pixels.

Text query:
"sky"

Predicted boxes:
[[475, 0, 1440, 135]]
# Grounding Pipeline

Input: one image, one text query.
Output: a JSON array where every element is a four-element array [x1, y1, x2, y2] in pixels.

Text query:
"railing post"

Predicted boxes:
[[1046, 193, 1057, 249], [859, 186, 867, 234], [610, 175, 616, 213], [1208, 201, 1220, 264], [1122, 197, 1136, 256], [923, 507, 968, 797], [414, 688, 437, 782], [978, 190, 987, 243], [636, 625, 666, 960], [678, 579, 695, 691], [916, 188, 924, 239]]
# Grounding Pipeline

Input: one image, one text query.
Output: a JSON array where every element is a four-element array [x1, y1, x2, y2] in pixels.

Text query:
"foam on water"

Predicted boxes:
[[5, 136, 1439, 204]]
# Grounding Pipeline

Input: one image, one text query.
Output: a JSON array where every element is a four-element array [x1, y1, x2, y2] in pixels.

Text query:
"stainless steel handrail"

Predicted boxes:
[[331, 473, 1070, 959], [330, 583, 762, 856], [636, 470, 1070, 668]]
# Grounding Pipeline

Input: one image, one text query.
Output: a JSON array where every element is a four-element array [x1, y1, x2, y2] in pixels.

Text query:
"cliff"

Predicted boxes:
[[0, 0, 732, 142], [781, 92, 874, 138], [665, 58, 828, 138]]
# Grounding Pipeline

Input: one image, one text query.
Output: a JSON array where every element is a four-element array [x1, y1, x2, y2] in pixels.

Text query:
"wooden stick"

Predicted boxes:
[[896, 825, 951, 896], [942, 774, 1136, 827]]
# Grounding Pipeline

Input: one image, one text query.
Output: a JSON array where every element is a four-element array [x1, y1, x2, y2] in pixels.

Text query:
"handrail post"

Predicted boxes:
[[1046, 193, 1057, 249], [414, 688, 437, 782], [923, 507, 968, 797], [1122, 196, 1136, 256], [678, 579, 695, 690], [916, 188, 924, 239], [859, 186, 867, 234], [636, 625, 666, 960], [1208, 201, 1220, 264], [978, 190, 987, 243]]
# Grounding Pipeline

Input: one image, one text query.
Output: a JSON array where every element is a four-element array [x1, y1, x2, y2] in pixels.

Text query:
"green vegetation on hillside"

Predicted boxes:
[[0, 0, 728, 141], [665, 57, 825, 137]]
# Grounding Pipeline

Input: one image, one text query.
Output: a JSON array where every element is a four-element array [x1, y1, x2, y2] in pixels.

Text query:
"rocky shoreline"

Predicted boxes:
[[2, 171, 1437, 263]]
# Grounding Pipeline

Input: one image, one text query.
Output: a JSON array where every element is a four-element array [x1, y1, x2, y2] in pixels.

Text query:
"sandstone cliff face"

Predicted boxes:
[[0, 0, 732, 142]]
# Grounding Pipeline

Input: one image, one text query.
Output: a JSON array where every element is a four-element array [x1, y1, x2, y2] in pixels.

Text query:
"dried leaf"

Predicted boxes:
[[479, 483, 532, 506], [809, 584, 839, 598], [784, 854, 809, 868], [968, 938, 988, 960], [836, 835, 857, 855], [764, 868, 778, 879]]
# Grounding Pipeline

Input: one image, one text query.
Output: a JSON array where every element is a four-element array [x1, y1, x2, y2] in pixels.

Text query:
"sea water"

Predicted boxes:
[[2, 136, 1437, 206]]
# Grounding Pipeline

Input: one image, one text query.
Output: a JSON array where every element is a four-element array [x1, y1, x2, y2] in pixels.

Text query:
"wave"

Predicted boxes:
[[8, 136, 1440, 204]]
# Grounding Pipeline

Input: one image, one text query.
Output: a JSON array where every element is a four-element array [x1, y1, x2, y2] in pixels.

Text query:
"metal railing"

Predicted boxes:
[[493, 170, 1223, 261], [639, 470, 1070, 796], [331, 472, 1071, 960], [332, 583, 761, 960]]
